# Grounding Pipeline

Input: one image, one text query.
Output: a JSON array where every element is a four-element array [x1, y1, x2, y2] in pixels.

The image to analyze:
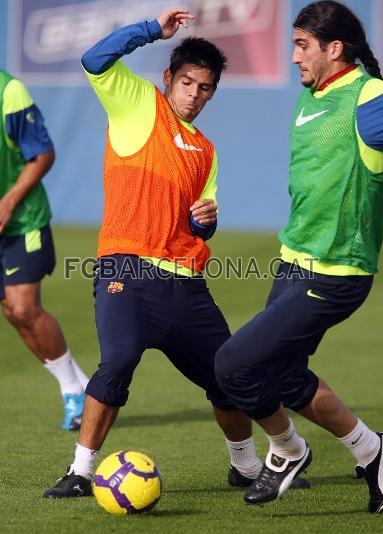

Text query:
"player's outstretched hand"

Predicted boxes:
[[190, 199, 217, 226], [156, 8, 194, 40]]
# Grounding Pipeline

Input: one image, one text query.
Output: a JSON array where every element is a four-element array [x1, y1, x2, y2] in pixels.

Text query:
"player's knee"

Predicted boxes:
[[214, 341, 240, 391], [1, 301, 13, 322], [86, 368, 131, 407], [97, 356, 136, 390], [5, 302, 42, 330]]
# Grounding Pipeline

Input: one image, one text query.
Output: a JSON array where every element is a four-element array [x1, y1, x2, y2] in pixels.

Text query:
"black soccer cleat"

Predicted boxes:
[[364, 433, 383, 513], [228, 464, 310, 490], [355, 464, 365, 479], [228, 465, 255, 487], [244, 444, 312, 505], [43, 469, 92, 499]]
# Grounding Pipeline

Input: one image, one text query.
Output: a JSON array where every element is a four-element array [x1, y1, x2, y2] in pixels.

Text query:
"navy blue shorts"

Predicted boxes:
[[215, 261, 373, 419], [0, 225, 56, 300], [86, 254, 234, 409]]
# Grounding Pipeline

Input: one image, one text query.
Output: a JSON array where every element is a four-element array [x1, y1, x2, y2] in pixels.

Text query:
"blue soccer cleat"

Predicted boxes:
[[61, 392, 85, 431]]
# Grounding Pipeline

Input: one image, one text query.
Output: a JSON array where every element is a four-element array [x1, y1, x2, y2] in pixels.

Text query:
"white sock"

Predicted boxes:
[[70, 443, 99, 479], [267, 419, 306, 461], [338, 419, 380, 468], [44, 350, 83, 395], [70, 355, 89, 390], [225, 437, 262, 479]]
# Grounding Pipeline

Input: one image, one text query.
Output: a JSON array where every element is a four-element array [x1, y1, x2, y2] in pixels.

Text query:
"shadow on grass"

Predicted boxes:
[[308, 474, 365, 487], [148, 509, 205, 517], [115, 408, 213, 428], [260, 508, 366, 518], [164, 487, 230, 495], [115, 405, 382, 429]]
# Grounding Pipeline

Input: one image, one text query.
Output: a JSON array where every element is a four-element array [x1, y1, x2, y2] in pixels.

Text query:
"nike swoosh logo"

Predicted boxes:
[[174, 133, 203, 152], [296, 108, 330, 127], [351, 432, 363, 445], [307, 289, 326, 300], [5, 266, 20, 276]]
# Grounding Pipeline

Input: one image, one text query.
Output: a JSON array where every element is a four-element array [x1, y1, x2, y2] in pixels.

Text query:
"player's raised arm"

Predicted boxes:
[[81, 8, 193, 75], [81, 19, 162, 75], [81, 8, 194, 125]]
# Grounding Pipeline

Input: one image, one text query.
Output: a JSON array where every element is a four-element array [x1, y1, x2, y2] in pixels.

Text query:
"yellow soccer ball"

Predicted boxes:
[[93, 450, 162, 515]]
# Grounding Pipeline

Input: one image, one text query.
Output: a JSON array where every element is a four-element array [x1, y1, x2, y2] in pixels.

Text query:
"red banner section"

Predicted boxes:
[[192, 0, 288, 85]]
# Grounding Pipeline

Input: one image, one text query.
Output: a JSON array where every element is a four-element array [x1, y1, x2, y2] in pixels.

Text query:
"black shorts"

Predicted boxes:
[[86, 254, 234, 409], [0, 225, 56, 299], [215, 261, 373, 419]]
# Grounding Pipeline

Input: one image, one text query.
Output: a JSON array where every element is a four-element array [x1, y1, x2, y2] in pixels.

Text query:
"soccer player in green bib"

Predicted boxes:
[[215, 0, 383, 513], [0, 71, 89, 430]]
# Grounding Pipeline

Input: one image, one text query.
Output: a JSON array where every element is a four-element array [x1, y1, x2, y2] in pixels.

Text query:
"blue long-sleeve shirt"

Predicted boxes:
[[82, 19, 217, 241]]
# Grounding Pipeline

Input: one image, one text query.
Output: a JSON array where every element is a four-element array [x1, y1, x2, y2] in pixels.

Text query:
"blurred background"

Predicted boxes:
[[1, 0, 381, 231]]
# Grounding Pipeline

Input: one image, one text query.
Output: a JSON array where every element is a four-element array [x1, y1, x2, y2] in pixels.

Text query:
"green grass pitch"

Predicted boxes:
[[1, 228, 383, 533]]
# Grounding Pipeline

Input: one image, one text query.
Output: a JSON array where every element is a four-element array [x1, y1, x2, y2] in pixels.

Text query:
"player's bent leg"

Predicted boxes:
[[43, 394, 125, 499], [214, 327, 315, 499], [161, 276, 264, 484], [164, 275, 310, 491], [298, 379, 383, 513], [2, 283, 67, 359], [212, 406, 263, 485], [43, 393, 121, 499], [43, 395, 120, 499], [213, 406, 252, 441], [2, 283, 87, 430], [44, 276, 146, 498], [298, 378, 358, 437], [243, 406, 312, 504], [77, 395, 119, 451]]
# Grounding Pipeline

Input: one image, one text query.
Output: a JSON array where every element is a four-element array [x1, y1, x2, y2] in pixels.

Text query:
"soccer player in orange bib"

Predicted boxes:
[[43, 7, 278, 498]]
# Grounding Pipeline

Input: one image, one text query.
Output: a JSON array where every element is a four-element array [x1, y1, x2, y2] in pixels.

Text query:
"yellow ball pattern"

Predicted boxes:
[[93, 450, 162, 515]]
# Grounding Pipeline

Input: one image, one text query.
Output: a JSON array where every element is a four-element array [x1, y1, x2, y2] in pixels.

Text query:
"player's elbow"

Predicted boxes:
[[42, 147, 56, 170], [81, 52, 91, 73], [33, 148, 55, 175], [81, 50, 101, 75]]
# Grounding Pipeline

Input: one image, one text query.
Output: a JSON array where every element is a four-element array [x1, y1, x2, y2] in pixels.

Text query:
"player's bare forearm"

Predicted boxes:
[[0, 149, 55, 233]]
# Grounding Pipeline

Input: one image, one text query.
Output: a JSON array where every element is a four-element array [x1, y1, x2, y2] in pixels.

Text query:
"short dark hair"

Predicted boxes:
[[169, 37, 228, 88], [294, 0, 382, 79]]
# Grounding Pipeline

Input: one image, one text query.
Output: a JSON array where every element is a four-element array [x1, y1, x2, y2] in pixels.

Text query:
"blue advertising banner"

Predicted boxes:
[[8, 0, 289, 86]]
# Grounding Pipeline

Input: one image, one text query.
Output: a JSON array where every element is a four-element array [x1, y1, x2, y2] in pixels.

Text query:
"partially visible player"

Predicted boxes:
[[0, 70, 88, 430], [215, 0, 383, 513]]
